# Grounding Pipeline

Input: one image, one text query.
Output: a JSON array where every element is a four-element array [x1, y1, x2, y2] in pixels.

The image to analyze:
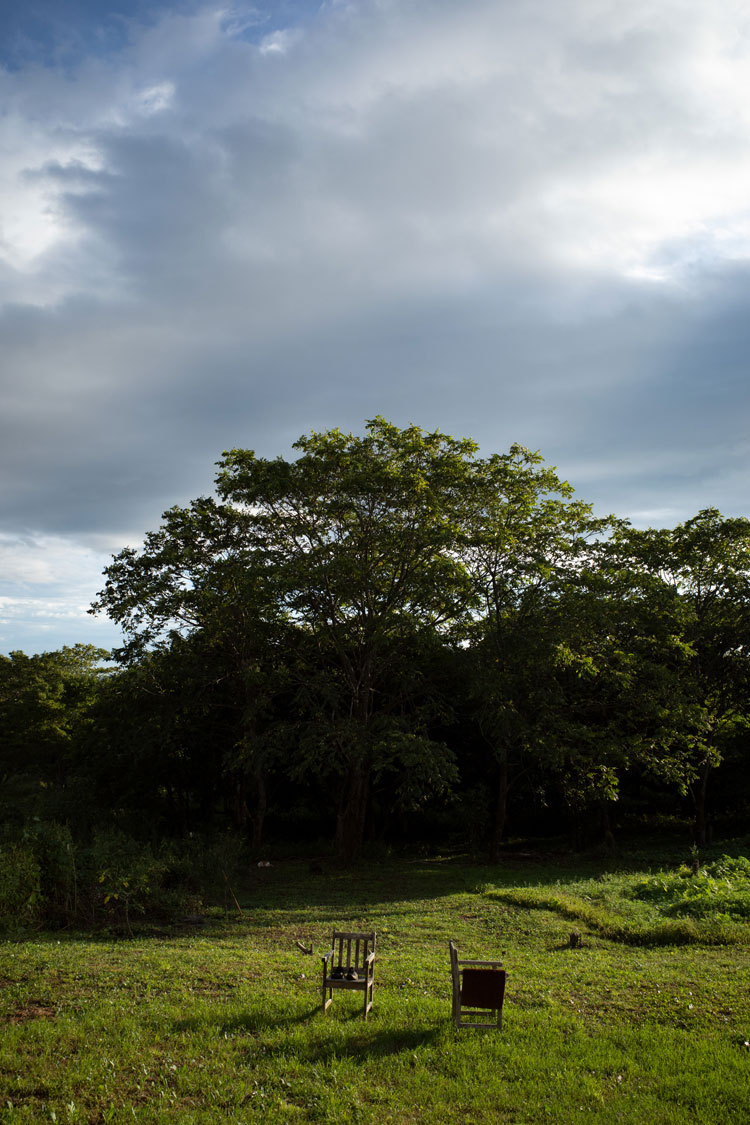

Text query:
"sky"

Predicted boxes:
[[2, 0, 750, 654]]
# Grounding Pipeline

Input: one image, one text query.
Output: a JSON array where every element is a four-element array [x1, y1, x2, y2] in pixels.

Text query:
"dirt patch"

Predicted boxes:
[[5, 1002, 57, 1024]]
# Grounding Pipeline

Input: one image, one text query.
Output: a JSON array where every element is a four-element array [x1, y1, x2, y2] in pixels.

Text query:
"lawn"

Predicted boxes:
[[1, 847, 749, 1123]]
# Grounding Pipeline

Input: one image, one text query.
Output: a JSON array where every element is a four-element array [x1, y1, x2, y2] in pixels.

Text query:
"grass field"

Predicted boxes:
[[1, 845, 749, 1123]]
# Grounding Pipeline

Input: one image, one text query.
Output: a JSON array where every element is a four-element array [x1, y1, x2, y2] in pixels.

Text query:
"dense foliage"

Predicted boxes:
[[2, 419, 749, 922]]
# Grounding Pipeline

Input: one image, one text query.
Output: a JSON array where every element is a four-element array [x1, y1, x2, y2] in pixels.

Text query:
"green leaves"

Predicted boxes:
[[0, 645, 111, 828], [85, 420, 750, 853]]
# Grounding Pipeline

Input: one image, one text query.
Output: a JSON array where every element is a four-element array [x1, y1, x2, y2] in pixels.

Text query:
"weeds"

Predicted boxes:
[[0, 843, 41, 928], [491, 854, 750, 946], [631, 854, 750, 921]]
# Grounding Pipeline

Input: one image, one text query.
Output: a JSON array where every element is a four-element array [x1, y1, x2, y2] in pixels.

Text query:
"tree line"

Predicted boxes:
[[3, 418, 750, 863]]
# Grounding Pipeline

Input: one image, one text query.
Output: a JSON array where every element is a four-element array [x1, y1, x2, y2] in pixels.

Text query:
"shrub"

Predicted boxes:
[[24, 820, 77, 926], [0, 844, 41, 929], [81, 831, 245, 929], [161, 831, 247, 898], [0, 824, 250, 931], [83, 830, 167, 932]]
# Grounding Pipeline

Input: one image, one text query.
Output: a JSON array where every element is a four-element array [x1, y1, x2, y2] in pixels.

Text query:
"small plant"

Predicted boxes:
[[86, 830, 165, 933]]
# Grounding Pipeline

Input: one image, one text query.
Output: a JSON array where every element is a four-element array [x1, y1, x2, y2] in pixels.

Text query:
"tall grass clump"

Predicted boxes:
[[491, 851, 750, 946], [23, 820, 77, 925], [631, 854, 750, 922], [0, 842, 40, 928]]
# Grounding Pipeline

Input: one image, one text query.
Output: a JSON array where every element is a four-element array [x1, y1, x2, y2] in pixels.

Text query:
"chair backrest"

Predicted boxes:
[[448, 940, 460, 998], [332, 931, 376, 970]]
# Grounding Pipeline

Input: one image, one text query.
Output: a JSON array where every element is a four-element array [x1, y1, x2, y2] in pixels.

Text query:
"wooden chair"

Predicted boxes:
[[449, 940, 506, 1029], [321, 931, 376, 1019]]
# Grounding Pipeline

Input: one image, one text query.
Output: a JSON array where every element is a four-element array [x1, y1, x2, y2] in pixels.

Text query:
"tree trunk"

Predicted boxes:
[[198, 780, 214, 826], [250, 766, 267, 853], [488, 753, 509, 863], [692, 759, 711, 846], [599, 804, 616, 851], [336, 763, 370, 861], [227, 772, 250, 829]]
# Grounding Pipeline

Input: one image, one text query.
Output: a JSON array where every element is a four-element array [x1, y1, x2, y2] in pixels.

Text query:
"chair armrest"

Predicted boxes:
[[321, 949, 334, 965], [364, 950, 376, 965]]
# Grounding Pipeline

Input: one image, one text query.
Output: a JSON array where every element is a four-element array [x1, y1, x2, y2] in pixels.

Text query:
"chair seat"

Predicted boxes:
[[324, 973, 371, 989], [328, 967, 364, 981]]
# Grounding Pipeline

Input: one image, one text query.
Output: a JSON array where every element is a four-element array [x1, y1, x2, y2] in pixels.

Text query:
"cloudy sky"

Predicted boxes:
[[2, 0, 750, 654]]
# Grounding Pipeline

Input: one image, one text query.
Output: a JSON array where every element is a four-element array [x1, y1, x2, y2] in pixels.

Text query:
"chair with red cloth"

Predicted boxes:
[[449, 940, 507, 1029]]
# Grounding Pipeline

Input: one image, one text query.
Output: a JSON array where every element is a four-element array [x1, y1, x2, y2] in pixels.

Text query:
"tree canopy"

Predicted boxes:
[[4, 419, 748, 862]]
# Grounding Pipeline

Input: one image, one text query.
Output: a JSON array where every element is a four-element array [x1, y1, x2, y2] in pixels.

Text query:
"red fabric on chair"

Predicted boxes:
[[460, 968, 506, 1009]]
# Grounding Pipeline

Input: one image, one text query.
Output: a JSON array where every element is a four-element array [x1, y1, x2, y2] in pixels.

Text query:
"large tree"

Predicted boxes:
[[93, 419, 477, 858], [216, 418, 476, 858]]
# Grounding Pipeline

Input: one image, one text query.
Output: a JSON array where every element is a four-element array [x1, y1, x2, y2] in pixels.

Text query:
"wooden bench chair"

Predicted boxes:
[[321, 931, 376, 1019], [449, 939, 506, 1029]]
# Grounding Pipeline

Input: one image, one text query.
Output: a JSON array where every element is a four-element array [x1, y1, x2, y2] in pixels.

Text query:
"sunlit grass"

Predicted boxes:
[[1, 851, 749, 1122]]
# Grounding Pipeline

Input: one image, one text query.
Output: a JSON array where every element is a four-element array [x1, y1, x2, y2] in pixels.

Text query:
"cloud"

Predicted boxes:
[[2, 0, 750, 650], [0, 532, 123, 652]]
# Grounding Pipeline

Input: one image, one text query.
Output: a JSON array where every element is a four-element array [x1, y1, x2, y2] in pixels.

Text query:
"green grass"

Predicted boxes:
[[1, 851, 749, 1123]]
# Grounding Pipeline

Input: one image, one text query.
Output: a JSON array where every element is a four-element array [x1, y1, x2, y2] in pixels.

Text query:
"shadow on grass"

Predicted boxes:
[[5, 855, 545, 947], [497, 890, 748, 948], [174, 1005, 320, 1035], [15, 837, 750, 946], [173, 1005, 443, 1063], [298, 1025, 443, 1064]]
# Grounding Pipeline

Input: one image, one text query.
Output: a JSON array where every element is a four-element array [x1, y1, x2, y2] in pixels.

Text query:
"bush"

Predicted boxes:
[[80, 829, 161, 931], [81, 830, 248, 929], [159, 832, 246, 899], [24, 820, 77, 926], [0, 824, 250, 931], [0, 844, 41, 929]]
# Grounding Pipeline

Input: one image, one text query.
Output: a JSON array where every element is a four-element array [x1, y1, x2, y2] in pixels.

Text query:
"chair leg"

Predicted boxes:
[[322, 978, 332, 1013], [363, 979, 374, 1019], [452, 987, 460, 1027]]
